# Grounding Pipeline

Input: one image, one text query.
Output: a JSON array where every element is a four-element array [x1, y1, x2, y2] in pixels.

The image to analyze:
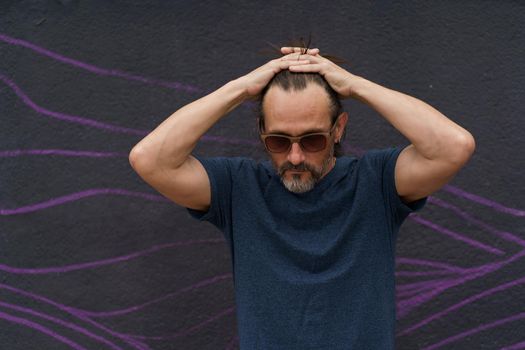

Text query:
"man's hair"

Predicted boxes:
[[257, 70, 346, 157]]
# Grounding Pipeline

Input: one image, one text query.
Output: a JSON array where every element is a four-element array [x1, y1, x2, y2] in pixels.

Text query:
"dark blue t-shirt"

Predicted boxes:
[[188, 147, 426, 349]]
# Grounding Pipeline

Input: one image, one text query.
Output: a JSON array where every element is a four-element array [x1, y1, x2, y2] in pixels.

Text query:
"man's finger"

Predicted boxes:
[[278, 60, 310, 69], [281, 47, 319, 55], [288, 63, 321, 73]]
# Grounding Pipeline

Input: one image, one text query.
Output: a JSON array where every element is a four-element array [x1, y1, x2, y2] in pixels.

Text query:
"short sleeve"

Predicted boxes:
[[186, 156, 234, 237], [381, 147, 427, 224]]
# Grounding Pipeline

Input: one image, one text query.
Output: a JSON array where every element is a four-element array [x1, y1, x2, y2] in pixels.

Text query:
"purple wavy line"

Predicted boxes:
[[71, 313, 150, 350], [396, 278, 453, 292], [397, 288, 438, 300], [0, 238, 224, 274], [397, 281, 451, 299], [79, 273, 231, 317], [422, 311, 525, 350], [0, 72, 148, 135], [395, 270, 459, 277], [126, 306, 236, 341], [397, 250, 525, 318], [398, 254, 525, 335], [502, 340, 525, 350], [428, 196, 525, 247], [0, 188, 169, 216], [396, 278, 452, 296], [409, 215, 505, 255], [0, 32, 201, 94], [399, 280, 460, 318], [0, 301, 122, 349], [1, 73, 259, 146], [0, 309, 87, 350], [443, 184, 525, 217], [0, 283, 149, 350], [0, 149, 128, 158], [396, 257, 467, 273]]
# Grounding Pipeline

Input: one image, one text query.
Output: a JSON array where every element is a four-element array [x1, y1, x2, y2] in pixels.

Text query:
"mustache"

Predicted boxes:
[[278, 162, 316, 176]]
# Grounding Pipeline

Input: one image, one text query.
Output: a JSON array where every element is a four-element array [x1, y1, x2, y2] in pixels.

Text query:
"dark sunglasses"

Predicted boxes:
[[260, 121, 339, 153]]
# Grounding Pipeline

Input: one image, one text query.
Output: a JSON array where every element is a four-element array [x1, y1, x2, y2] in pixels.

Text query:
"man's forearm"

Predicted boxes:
[[130, 79, 247, 171], [349, 76, 474, 161]]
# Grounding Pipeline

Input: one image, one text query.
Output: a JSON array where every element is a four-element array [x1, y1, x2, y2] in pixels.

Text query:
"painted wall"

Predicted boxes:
[[1, 1, 524, 349]]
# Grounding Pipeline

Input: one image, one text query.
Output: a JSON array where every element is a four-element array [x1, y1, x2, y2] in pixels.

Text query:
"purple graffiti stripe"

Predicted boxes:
[[0, 309, 87, 350], [398, 280, 459, 318], [428, 196, 525, 248], [0, 149, 128, 158], [0, 33, 201, 94], [409, 215, 505, 255], [0, 188, 169, 216], [397, 288, 439, 300], [1, 73, 259, 145], [422, 311, 525, 350], [502, 340, 525, 350], [398, 263, 525, 336], [397, 281, 453, 300], [395, 270, 460, 277], [126, 306, 236, 341], [0, 301, 122, 349], [0, 283, 149, 350], [0, 72, 148, 136], [78, 273, 232, 317], [443, 184, 525, 217], [396, 257, 467, 273], [0, 238, 224, 274], [397, 250, 525, 318], [396, 278, 453, 292]]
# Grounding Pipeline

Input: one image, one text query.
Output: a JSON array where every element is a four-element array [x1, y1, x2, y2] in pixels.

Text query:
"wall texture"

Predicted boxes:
[[1, 1, 524, 349]]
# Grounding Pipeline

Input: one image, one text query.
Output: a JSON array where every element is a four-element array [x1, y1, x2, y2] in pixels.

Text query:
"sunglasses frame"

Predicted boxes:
[[260, 120, 339, 153]]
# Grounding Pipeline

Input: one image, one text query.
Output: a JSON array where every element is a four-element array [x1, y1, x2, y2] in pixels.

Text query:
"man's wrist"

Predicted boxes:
[[225, 77, 250, 103], [345, 75, 373, 100]]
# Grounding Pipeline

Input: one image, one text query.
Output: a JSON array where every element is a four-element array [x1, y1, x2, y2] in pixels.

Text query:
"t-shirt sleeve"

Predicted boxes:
[[385, 147, 427, 223], [368, 147, 427, 226], [186, 156, 235, 239]]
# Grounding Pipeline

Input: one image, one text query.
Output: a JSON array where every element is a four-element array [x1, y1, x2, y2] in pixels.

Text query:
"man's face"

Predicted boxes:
[[261, 83, 347, 193]]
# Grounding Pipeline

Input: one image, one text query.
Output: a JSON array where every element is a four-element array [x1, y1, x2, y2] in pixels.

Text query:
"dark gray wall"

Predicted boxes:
[[1, 1, 524, 349]]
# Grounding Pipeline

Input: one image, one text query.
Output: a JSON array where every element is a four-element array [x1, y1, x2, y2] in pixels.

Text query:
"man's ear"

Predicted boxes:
[[336, 112, 348, 142]]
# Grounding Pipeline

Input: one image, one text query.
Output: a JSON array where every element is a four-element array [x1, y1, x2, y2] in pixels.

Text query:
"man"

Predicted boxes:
[[129, 47, 475, 349]]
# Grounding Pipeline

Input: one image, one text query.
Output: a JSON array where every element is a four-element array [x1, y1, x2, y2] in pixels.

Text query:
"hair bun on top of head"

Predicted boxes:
[[258, 34, 347, 65]]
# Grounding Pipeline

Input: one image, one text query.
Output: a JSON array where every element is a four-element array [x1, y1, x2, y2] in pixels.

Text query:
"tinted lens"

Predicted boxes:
[[300, 134, 327, 152], [265, 136, 291, 152]]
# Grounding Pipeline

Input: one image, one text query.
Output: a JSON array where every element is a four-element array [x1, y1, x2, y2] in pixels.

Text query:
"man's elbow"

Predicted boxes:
[[129, 145, 154, 175], [450, 130, 476, 166]]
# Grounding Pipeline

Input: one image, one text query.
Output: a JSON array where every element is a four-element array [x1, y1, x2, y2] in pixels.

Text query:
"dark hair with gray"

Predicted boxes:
[[257, 70, 346, 157]]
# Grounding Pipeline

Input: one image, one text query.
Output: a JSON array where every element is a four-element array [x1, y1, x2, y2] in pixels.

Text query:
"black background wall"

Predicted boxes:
[[1, 1, 524, 349]]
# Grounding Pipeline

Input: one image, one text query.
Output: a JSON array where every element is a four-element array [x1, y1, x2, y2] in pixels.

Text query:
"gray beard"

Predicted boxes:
[[277, 153, 334, 194]]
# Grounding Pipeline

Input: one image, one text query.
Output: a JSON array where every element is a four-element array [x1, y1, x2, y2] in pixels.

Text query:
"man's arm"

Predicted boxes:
[[128, 53, 315, 211], [282, 47, 475, 203], [347, 78, 475, 203]]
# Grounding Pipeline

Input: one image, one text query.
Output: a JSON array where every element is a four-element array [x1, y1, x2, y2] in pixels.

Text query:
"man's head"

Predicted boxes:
[[258, 70, 348, 193]]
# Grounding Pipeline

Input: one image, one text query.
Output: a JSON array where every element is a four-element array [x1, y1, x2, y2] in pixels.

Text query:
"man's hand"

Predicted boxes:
[[238, 50, 318, 98], [281, 47, 360, 99]]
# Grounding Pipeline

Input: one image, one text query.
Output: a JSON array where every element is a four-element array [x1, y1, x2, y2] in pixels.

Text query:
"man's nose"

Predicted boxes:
[[287, 142, 305, 165]]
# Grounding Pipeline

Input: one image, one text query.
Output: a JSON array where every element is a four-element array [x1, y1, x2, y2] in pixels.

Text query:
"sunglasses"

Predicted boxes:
[[260, 121, 339, 153]]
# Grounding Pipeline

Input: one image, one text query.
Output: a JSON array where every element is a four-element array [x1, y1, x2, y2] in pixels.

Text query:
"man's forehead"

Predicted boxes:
[[263, 85, 332, 134]]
